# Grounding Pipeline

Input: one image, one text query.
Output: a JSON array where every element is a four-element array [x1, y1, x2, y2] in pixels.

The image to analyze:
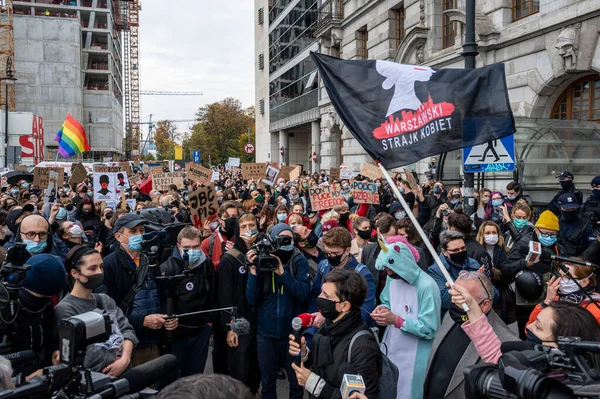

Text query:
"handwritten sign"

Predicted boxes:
[[289, 165, 301, 182], [34, 167, 64, 189], [149, 166, 163, 175], [211, 171, 220, 182], [94, 165, 123, 173], [186, 162, 212, 185], [352, 181, 380, 204], [189, 184, 219, 228], [329, 167, 341, 182], [340, 165, 353, 180], [14, 165, 28, 171], [360, 163, 382, 180], [152, 172, 184, 191], [228, 157, 240, 167], [119, 162, 132, 176], [242, 163, 267, 181], [309, 185, 346, 211]]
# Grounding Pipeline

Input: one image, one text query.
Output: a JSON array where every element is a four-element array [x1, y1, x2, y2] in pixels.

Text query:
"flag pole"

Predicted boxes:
[[376, 160, 469, 311]]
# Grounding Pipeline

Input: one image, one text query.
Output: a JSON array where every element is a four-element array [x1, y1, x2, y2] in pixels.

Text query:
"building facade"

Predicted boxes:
[[13, 0, 124, 161], [255, 0, 600, 203]]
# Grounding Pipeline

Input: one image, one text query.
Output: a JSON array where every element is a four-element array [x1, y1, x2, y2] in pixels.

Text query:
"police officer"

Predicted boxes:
[[159, 226, 215, 377], [548, 171, 583, 216], [583, 176, 600, 215], [557, 192, 594, 257]]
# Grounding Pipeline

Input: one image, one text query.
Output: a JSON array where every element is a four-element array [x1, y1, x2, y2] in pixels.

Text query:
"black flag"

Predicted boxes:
[[312, 53, 515, 169]]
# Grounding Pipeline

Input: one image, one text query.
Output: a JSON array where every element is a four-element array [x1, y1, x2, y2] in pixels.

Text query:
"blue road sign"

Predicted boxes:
[[193, 149, 201, 163], [463, 135, 515, 173]]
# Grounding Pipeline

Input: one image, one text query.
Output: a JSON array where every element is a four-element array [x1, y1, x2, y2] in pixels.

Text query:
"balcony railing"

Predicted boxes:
[[317, 0, 343, 31]]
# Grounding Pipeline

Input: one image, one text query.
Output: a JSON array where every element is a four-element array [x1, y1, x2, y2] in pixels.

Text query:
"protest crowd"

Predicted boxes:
[[0, 157, 599, 399]]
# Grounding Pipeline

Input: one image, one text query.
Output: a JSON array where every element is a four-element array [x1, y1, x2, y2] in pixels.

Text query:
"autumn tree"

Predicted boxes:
[[153, 120, 180, 160]]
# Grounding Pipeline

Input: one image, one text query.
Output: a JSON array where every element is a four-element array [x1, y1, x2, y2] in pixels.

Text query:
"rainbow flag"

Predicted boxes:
[[54, 113, 90, 157]]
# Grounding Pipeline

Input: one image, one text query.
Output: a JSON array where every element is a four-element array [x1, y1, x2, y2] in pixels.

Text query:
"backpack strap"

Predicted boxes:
[[354, 264, 366, 274], [226, 248, 246, 266], [119, 260, 149, 315], [208, 234, 216, 259], [347, 329, 372, 364]]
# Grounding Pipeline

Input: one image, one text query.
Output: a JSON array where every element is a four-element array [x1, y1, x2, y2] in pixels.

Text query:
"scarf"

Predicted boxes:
[[558, 286, 600, 305]]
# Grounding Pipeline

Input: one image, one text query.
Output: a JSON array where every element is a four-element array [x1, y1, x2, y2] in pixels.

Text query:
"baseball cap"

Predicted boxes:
[[6, 204, 35, 235], [556, 171, 574, 180], [558, 192, 580, 210], [113, 213, 146, 233]]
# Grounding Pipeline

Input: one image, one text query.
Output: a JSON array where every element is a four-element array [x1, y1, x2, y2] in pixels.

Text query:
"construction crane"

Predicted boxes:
[[140, 91, 203, 96], [0, 0, 15, 111], [137, 115, 198, 155]]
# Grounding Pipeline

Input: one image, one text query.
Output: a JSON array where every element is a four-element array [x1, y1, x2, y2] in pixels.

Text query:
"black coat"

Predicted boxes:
[[583, 239, 600, 291], [503, 232, 565, 279]]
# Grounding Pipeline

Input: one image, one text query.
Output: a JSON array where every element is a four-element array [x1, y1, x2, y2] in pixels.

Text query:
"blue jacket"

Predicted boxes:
[[309, 256, 376, 326], [246, 249, 310, 339], [428, 253, 499, 313]]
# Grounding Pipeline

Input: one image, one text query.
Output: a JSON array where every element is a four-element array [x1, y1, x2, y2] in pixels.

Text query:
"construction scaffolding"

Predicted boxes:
[[0, 0, 15, 111]]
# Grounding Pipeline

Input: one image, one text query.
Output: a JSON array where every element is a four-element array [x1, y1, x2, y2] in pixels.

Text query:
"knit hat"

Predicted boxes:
[[270, 223, 292, 241], [535, 210, 559, 231], [322, 220, 339, 234], [389, 201, 402, 215], [23, 254, 66, 296]]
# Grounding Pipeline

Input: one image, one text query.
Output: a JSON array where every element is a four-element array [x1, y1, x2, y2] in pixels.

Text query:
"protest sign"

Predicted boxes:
[[242, 163, 267, 181], [329, 167, 340, 182], [340, 165, 353, 180], [149, 166, 163, 175], [211, 171, 220, 182], [115, 172, 131, 194], [94, 165, 123, 173], [152, 172, 184, 192], [14, 165, 28, 171], [119, 162, 132, 176], [44, 171, 59, 203], [93, 172, 117, 202], [352, 181, 380, 204], [278, 165, 297, 182], [289, 165, 301, 182], [309, 185, 346, 211], [34, 167, 64, 189], [186, 162, 212, 185], [360, 163, 382, 180], [188, 184, 219, 228], [262, 165, 280, 186], [69, 163, 88, 186], [228, 157, 240, 167]]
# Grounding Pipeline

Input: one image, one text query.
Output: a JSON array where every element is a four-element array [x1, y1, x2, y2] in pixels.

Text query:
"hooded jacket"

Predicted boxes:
[[70, 200, 101, 233]]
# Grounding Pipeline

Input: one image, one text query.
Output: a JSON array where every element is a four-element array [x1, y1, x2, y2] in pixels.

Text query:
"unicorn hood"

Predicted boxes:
[[375, 235, 422, 284]]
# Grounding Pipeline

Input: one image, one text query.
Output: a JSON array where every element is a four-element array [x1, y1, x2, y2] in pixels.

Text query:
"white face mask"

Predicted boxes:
[[559, 274, 591, 295], [69, 224, 84, 238], [484, 234, 499, 246]]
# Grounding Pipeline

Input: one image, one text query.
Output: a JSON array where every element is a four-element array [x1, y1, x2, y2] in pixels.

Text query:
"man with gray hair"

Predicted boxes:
[[423, 272, 517, 399], [0, 356, 15, 390]]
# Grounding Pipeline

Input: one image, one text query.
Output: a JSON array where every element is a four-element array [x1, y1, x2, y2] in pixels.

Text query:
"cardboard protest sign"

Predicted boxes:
[[149, 166, 163, 175], [44, 170, 59, 203], [14, 165, 28, 171], [69, 163, 88, 186], [309, 185, 346, 211], [262, 165, 280, 186], [119, 162, 132, 176], [152, 172, 184, 191], [360, 163, 382, 180], [211, 171, 220, 182], [352, 181, 380, 204], [278, 165, 297, 182], [34, 167, 65, 189], [329, 167, 341, 182], [186, 162, 212, 185], [94, 165, 123, 173], [242, 163, 267, 181], [340, 165, 353, 180], [93, 172, 117, 202], [188, 184, 219, 228], [115, 171, 131, 194], [228, 157, 240, 167], [289, 165, 301, 182]]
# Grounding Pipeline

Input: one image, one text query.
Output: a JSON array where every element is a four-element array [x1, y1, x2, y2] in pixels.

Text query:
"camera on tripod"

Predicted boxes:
[[464, 337, 600, 399], [250, 233, 292, 272], [135, 208, 189, 265]]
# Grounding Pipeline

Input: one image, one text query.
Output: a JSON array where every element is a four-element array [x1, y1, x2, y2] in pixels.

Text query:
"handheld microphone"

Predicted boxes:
[[339, 363, 366, 399], [291, 314, 314, 366], [2, 350, 35, 366], [521, 242, 599, 269]]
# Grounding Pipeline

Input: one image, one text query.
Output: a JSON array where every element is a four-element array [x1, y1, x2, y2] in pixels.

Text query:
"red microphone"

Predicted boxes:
[[291, 313, 314, 366], [297, 313, 314, 328]]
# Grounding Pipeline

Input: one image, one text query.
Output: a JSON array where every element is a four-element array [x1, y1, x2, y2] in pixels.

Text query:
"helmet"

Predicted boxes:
[[514, 269, 544, 301]]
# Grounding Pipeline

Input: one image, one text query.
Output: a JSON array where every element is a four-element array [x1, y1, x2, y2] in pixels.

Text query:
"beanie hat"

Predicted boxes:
[[23, 254, 66, 296], [270, 223, 292, 241], [535, 210, 559, 231]]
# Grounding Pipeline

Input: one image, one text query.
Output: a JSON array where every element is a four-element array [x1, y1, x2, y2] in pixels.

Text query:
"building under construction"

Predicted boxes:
[[0, 0, 140, 162]]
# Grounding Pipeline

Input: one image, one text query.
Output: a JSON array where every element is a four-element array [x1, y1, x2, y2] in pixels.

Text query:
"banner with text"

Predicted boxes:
[[352, 181, 380, 204], [186, 162, 213, 185], [309, 185, 346, 211], [34, 167, 64, 189], [152, 172, 184, 191], [189, 184, 219, 228]]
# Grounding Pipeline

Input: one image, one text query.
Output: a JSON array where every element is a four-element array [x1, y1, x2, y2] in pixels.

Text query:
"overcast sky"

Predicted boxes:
[[138, 0, 255, 138]]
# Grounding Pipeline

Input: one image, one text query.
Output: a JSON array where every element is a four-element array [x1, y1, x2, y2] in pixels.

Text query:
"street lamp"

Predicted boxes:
[[1, 57, 17, 168]]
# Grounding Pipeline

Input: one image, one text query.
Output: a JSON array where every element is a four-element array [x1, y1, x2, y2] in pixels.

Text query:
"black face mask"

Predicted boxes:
[[77, 273, 104, 290], [82, 209, 92, 215], [448, 250, 467, 266], [560, 180, 573, 190], [339, 213, 349, 224], [356, 229, 371, 240], [19, 288, 50, 312], [105, 211, 114, 220], [317, 297, 340, 321], [560, 209, 579, 222], [273, 248, 294, 265], [593, 189, 600, 198], [303, 231, 319, 248], [525, 328, 544, 345], [448, 305, 469, 325], [327, 252, 346, 267], [223, 218, 237, 239]]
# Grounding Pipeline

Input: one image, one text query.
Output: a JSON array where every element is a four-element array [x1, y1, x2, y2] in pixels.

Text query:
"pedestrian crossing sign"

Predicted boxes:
[[463, 135, 516, 173]]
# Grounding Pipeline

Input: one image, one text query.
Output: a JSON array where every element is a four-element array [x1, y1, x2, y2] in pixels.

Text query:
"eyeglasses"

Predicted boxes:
[[21, 231, 48, 240]]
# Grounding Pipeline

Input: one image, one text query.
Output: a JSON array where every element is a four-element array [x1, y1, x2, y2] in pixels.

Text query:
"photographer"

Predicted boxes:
[[159, 226, 215, 377], [55, 245, 138, 376], [246, 224, 310, 399], [3, 254, 66, 379]]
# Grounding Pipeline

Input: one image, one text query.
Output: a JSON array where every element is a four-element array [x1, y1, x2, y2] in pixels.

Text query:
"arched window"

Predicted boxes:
[[551, 74, 600, 121]]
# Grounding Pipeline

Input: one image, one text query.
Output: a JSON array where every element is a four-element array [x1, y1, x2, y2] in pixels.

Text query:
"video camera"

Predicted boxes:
[[136, 208, 190, 265], [250, 233, 292, 272], [464, 337, 600, 399]]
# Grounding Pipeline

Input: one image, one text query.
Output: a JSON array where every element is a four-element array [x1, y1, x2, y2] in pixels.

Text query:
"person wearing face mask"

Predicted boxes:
[[372, 236, 441, 399], [159, 227, 215, 377], [57, 221, 87, 249], [201, 201, 240, 271], [548, 171, 583, 216], [292, 224, 326, 281], [9, 185, 19, 199], [351, 216, 373, 263], [504, 181, 526, 211], [5, 254, 65, 381], [428, 230, 494, 315], [71, 199, 100, 238], [9, 214, 70, 258], [419, 181, 448, 233], [288, 269, 382, 399], [55, 246, 138, 376], [72, 183, 90, 207], [556, 192, 594, 257], [246, 224, 310, 399], [100, 214, 176, 367], [583, 175, 600, 215], [339, 180, 352, 200], [503, 203, 534, 250], [504, 210, 565, 339]]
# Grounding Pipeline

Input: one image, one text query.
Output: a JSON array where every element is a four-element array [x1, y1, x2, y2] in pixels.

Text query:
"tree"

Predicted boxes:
[[141, 152, 156, 162], [153, 120, 180, 160], [182, 98, 254, 165]]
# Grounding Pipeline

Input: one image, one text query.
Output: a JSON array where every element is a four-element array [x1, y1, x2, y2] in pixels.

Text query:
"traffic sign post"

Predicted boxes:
[[193, 149, 201, 163], [463, 135, 516, 173], [244, 143, 255, 155]]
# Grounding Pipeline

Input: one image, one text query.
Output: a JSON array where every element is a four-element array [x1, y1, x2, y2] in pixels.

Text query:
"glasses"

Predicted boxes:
[[21, 231, 48, 240]]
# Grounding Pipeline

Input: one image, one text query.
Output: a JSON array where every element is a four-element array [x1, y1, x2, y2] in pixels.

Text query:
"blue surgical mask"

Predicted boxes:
[[23, 239, 47, 255], [279, 244, 294, 251], [538, 233, 557, 247], [22, 183, 29, 189], [64, 188, 70, 193], [57, 207, 67, 219], [10, 189, 19, 195], [376, 182, 381, 188], [513, 218, 528, 230], [127, 234, 143, 252], [183, 249, 204, 265], [184, 196, 189, 202], [492, 199, 503, 207], [277, 214, 287, 222], [87, 192, 93, 197]]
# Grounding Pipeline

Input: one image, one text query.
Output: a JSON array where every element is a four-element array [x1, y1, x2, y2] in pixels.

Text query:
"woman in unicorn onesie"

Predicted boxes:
[[371, 236, 441, 399]]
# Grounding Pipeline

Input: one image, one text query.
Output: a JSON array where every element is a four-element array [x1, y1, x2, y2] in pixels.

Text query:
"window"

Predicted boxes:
[[258, 7, 264, 25], [259, 99, 265, 115], [551, 75, 600, 121], [359, 29, 368, 60], [442, 0, 456, 49], [258, 53, 264, 70], [513, 0, 539, 21], [396, 8, 405, 49]]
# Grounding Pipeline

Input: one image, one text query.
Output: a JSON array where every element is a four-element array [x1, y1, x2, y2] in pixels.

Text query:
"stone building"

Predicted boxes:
[[255, 0, 600, 202]]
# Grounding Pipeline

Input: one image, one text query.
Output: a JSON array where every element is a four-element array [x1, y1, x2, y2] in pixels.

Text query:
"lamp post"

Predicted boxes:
[[1, 58, 17, 168]]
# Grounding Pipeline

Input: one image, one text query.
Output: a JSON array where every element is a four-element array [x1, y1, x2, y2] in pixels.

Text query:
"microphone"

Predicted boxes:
[[117, 354, 177, 395], [291, 314, 314, 366], [339, 363, 366, 399], [297, 313, 315, 328], [3, 350, 35, 366], [521, 242, 599, 269], [230, 317, 251, 335]]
